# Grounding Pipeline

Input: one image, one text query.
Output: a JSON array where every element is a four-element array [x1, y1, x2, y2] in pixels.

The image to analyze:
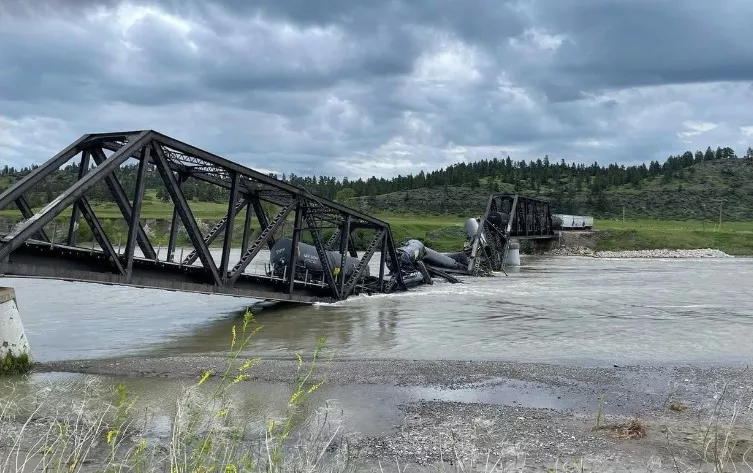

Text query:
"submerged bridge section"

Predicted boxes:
[[465, 193, 554, 275], [0, 130, 407, 303]]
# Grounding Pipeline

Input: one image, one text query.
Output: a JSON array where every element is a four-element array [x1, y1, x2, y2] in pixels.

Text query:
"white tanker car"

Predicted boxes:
[[552, 214, 594, 230]]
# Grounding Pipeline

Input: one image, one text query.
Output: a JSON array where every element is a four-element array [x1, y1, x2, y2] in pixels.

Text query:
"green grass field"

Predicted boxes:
[[3, 195, 753, 254]]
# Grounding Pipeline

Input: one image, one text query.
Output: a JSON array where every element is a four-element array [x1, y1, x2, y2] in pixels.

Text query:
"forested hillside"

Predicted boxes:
[[2, 145, 752, 221], [351, 158, 753, 221]]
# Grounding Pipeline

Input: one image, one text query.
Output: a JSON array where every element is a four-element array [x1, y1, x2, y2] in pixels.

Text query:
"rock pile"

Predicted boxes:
[[595, 248, 732, 259], [546, 246, 596, 257], [543, 247, 732, 258]]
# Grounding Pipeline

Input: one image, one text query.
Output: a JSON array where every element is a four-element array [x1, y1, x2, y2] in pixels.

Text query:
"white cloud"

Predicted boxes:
[[414, 34, 485, 84], [678, 121, 718, 137]]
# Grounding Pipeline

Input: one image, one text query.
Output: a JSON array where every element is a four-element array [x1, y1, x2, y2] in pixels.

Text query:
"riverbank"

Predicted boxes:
[[542, 227, 743, 258], [25, 356, 753, 472], [545, 246, 734, 258]]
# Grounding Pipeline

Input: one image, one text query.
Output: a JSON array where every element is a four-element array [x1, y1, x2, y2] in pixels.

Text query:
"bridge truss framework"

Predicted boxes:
[[0, 130, 407, 303]]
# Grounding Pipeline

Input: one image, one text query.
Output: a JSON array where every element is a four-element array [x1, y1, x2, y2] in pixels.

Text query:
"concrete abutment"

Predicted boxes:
[[0, 287, 32, 375]]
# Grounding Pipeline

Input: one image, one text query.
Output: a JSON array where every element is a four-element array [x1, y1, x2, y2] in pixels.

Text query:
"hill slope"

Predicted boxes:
[[346, 159, 753, 221]]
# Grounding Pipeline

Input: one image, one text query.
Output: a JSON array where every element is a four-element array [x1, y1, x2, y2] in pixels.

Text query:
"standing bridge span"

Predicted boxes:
[[0, 131, 555, 303]]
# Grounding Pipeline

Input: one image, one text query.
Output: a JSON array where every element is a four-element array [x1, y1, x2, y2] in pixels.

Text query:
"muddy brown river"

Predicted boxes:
[[8, 254, 753, 365]]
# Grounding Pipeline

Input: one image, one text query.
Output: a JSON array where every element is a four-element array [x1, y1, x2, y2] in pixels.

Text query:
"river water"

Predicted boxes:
[[7, 254, 753, 366]]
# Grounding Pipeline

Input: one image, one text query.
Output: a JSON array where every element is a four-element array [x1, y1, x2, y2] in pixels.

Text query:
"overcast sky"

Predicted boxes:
[[1, 0, 752, 179]]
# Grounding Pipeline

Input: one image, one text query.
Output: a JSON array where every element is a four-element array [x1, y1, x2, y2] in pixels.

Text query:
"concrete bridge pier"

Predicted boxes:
[[505, 240, 521, 266], [0, 287, 32, 375]]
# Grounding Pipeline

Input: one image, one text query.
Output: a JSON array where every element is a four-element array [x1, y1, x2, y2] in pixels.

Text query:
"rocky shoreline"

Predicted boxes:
[[544, 246, 733, 258]]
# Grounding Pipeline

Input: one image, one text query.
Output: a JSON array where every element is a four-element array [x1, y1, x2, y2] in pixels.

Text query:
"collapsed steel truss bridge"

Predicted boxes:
[[0, 130, 407, 303], [466, 193, 554, 275]]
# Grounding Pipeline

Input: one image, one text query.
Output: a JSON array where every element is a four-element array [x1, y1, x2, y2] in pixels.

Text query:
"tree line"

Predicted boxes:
[[2, 145, 751, 208]]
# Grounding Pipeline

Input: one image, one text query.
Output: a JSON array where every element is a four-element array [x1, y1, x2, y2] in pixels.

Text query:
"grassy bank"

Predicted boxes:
[[594, 219, 753, 255]]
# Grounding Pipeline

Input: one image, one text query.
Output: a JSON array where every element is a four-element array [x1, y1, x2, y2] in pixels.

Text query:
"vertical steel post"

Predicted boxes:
[[251, 196, 275, 249], [67, 149, 90, 246], [286, 202, 303, 294], [220, 172, 240, 282], [124, 146, 150, 282], [241, 198, 253, 255], [166, 174, 186, 262], [378, 232, 386, 292], [338, 216, 350, 296]]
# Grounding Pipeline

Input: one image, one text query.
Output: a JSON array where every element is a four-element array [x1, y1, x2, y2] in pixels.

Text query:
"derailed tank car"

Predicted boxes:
[[552, 214, 593, 230], [269, 237, 369, 281]]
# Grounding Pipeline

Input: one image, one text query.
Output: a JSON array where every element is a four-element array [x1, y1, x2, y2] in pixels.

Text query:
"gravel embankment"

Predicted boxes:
[[31, 357, 753, 471], [545, 247, 732, 258], [596, 248, 732, 258]]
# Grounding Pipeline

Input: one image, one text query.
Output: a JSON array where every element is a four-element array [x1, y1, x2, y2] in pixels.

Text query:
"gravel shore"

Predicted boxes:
[[33, 356, 753, 471], [545, 247, 733, 258]]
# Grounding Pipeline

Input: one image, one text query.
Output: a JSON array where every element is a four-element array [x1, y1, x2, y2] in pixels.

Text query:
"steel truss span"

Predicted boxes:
[[0, 130, 407, 303]]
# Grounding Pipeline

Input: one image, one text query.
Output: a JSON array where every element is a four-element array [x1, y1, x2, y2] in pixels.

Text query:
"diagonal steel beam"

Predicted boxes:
[[228, 201, 295, 284], [14, 196, 50, 242], [250, 195, 276, 249], [342, 229, 384, 298], [303, 204, 340, 301], [89, 147, 156, 259], [325, 228, 340, 251], [0, 131, 152, 261], [77, 195, 126, 275], [182, 196, 247, 266], [0, 134, 91, 211], [151, 142, 222, 286]]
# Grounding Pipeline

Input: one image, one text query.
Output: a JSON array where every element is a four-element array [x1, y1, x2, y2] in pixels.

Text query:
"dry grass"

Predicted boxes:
[[0, 310, 354, 473], [670, 402, 690, 413], [609, 419, 647, 441], [592, 417, 648, 441]]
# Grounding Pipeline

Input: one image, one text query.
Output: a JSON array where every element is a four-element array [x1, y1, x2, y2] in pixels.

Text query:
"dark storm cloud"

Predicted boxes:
[[522, 0, 753, 97], [1, 0, 752, 178]]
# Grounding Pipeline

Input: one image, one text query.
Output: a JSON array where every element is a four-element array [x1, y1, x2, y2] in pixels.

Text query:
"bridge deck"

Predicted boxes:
[[1, 240, 350, 303]]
